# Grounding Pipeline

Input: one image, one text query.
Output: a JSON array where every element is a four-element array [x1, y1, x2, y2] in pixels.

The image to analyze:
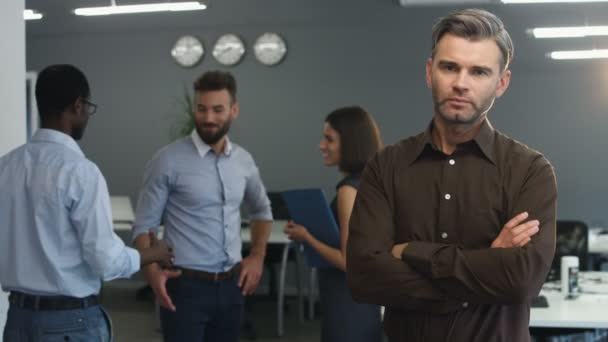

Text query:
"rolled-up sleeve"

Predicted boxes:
[[132, 153, 171, 240], [242, 155, 272, 222], [70, 162, 140, 281]]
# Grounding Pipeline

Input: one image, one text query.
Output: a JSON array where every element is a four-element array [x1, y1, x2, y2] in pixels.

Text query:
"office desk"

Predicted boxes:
[[530, 293, 608, 329], [530, 272, 608, 329], [110, 195, 135, 226], [110, 195, 134, 234]]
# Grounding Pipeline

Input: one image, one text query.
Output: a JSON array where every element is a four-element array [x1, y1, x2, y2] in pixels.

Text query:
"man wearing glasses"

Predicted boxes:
[[0, 64, 174, 341]]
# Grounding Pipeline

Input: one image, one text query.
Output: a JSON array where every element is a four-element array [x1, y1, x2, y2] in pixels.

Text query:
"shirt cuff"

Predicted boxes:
[[248, 210, 273, 222], [402, 241, 454, 279], [131, 224, 158, 244], [125, 246, 141, 274]]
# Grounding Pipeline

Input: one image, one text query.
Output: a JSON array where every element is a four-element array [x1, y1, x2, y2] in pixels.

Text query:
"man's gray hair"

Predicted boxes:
[[431, 8, 514, 71]]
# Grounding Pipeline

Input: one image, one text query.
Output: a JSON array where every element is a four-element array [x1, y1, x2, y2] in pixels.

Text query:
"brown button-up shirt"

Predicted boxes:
[[347, 119, 557, 342]]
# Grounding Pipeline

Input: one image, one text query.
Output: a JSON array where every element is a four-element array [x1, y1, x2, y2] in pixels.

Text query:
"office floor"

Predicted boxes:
[[103, 279, 321, 342]]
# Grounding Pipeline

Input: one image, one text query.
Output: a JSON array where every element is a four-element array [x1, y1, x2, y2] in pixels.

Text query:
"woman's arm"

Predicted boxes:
[[284, 185, 356, 271]]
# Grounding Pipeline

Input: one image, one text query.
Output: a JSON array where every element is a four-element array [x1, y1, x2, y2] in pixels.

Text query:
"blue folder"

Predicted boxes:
[[281, 188, 340, 268]]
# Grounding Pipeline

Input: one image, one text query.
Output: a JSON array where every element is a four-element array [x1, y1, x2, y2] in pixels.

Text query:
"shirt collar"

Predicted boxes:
[[410, 118, 496, 165], [473, 118, 497, 164], [190, 129, 233, 158], [30, 128, 84, 157]]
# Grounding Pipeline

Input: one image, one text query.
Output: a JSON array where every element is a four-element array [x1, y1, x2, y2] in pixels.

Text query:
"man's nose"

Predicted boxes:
[[452, 71, 470, 92]]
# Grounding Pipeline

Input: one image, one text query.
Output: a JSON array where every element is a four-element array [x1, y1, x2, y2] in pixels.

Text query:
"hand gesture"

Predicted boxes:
[[491, 212, 540, 248]]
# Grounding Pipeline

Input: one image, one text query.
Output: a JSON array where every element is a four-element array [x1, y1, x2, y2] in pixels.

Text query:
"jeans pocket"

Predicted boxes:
[[40, 317, 88, 342], [98, 306, 113, 342]]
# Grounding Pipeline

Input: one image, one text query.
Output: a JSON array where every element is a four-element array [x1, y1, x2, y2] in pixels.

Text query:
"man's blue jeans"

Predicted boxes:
[[2, 304, 112, 341], [161, 275, 244, 342]]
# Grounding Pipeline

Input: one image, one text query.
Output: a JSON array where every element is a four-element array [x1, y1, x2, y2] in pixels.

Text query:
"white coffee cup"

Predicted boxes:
[[561, 255, 580, 298]]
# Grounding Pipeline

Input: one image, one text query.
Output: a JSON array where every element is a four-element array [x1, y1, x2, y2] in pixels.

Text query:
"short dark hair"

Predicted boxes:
[[325, 106, 383, 174], [193, 70, 237, 103], [35, 64, 90, 120], [431, 8, 514, 71]]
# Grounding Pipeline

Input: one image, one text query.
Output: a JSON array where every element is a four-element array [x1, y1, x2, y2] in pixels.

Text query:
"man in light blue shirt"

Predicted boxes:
[[133, 70, 273, 342], [0, 64, 174, 342]]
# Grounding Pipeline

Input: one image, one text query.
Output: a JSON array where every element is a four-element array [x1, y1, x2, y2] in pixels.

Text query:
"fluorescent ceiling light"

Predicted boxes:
[[74, 2, 206, 16], [548, 49, 608, 60], [503, 0, 608, 3], [24, 9, 43, 20], [531, 26, 608, 38]]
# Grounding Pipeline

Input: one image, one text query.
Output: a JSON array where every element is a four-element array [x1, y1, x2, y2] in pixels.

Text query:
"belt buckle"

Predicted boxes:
[[213, 272, 219, 282]]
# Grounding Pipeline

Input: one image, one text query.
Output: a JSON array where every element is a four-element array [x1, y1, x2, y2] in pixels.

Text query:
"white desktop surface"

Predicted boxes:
[[110, 196, 135, 223], [530, 272, 608, 329], [111, 196, 135, 232], [530, 293, 608, 328], [241, 220, 290, 244]]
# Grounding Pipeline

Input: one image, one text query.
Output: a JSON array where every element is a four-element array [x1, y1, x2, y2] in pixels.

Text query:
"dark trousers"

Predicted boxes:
[[160, 275, 244, 342], [318, 268, 383, 342]]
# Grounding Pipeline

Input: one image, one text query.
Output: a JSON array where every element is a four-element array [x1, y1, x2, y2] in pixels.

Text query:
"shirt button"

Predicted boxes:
[[441, 232, 448, 239], [449, 159, 455, 165], [444, 194, 451, 200], [462, 302, 469, 308]]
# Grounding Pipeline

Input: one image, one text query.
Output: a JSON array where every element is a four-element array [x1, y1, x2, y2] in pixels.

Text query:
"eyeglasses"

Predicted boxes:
[[81, 98, 98, 115]]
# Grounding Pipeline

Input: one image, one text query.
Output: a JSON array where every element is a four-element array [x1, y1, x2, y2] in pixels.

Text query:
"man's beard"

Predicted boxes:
[[196, 119, 232, 145], [432, 87, 495, 125]]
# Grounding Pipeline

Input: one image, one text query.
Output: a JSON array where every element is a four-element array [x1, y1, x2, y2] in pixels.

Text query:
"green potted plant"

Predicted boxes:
[[169, 85, 195, 140]]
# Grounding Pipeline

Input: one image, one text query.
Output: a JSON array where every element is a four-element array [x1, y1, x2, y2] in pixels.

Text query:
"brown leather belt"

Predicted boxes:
[[177, 263, 241, 282]]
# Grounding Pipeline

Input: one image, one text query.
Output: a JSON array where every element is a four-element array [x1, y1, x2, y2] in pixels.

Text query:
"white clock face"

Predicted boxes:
[[212, 34, 245, 66], [253, 32, 287, 66], [171, 35, 204, 68]]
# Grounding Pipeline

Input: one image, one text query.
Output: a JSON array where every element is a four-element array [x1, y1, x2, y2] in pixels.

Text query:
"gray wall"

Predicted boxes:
[[26, 0, 608, 224]]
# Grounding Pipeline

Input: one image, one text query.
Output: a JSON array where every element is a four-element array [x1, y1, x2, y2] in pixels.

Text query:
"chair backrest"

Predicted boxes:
[[267, 191, 291, 220], [547, 220, 589, 281]]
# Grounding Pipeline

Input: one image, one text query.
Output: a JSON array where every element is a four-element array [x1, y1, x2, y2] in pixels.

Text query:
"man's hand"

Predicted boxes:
[[140, 230, 175, 267], [491, 212, 540, 248], [239, 253, 264, 295], [391, 242, 409, 259], [145, 266, 182, 312]]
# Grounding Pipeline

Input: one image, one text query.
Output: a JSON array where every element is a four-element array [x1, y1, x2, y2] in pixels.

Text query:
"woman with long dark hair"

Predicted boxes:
[[284, 106, 383, 342]]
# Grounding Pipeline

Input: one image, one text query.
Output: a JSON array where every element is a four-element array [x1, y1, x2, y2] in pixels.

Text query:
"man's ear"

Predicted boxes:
[[425, 58, 433, 89], [71, 97, 84, 116], [495, 69, 511, 98], [231, 102, 239, 120]]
